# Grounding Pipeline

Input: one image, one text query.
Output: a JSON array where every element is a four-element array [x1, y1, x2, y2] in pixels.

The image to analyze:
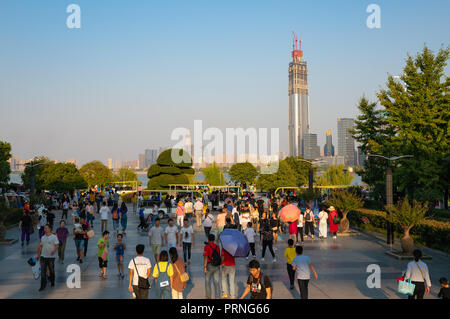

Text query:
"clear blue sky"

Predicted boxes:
[[1, 0, 449, 165]]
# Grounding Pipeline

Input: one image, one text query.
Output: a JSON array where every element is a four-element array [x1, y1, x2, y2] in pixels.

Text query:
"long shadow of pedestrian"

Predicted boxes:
[[283, 282, 300, 299], [183, 267, 195, 297]]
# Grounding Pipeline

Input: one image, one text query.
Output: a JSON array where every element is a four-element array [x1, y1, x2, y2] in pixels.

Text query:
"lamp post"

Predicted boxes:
[[343, 167, 348, 185], [296, 158, 325, 191], [367, 154, 414, 245], [26, 158, 45, 195]]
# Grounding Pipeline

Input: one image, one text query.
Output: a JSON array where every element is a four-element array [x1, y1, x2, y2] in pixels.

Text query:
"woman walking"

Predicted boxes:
[[304, 206, 315, 239], [318, 208, 328, 239], [56, 220, 70, 264], [328, 206, 339, 239], [153, 250, 173, 299], [269, 211, 280, 248], [18, 210, 32, 247], [169, 247, 187, 299], [404, 249, 432, 299], [176, 201, 185, 227], [202, 208, 214, 239], [111, 203, 120, 234], [71, 201, 79, 224], [260, 225, 276, 263], [119, 202, 128, 234], [296, 212, 304, 245]]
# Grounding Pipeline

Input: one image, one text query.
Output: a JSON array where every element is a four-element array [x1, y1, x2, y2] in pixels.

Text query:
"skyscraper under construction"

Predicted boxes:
[[288, 33, 310, 157]]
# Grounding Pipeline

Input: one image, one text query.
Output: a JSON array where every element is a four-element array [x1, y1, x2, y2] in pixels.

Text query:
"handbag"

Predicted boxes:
[[102, 247, 108, 261], [133, 258, 150, 289], [87, 230, 95, 238], [174, 262, 189, 283], [398, 279, 415, 296]]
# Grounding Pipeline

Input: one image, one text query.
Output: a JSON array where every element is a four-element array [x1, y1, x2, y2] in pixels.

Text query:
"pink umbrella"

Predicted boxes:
[[279, 204, 301, 222]]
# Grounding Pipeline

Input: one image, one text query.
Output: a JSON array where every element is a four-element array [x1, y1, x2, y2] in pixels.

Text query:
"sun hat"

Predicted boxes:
[[178, 201, 183, 206], [327, 206, 336, 211]]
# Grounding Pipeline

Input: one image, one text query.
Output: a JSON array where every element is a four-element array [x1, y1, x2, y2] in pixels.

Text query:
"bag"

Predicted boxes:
[[155, 262, 170, 288], [112, 210, 119, 219], [305, 210, 312, 221], [87, 230, 95, 238], [102, 247, 108, 261], [133, 258, 150, 289], [398, 279, 415, 296], [174, 262, 189, 283], [207, 244, 221, 266], [333, 213, 340, 225], [263, 230, 273, 242]]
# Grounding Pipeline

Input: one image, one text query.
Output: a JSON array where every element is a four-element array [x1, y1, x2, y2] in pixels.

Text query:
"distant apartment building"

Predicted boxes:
[[138, 154, 145, 169], [303, 133, 320, 160], [145, 149, 158, 168], [65, 158, 77, 167], [337, 118, 356, 166], [107, 158, 113, 170], [357, 146, 366, 167], [318, 155, 345, 167], [324, 130, 335, 157]]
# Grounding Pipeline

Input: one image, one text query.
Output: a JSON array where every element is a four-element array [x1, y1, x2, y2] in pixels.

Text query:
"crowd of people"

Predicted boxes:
[[15, 188, 448, 300]]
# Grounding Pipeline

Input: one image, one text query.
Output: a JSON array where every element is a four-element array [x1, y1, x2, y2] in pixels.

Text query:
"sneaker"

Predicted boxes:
[[261, 257, 265, 261], [79, 259, 83, 264], [272, 258, 277, 263], [252, 255, 256, 259], [221, 294, 228, 299], [273, 247, 278, 251], [121, 274, 125, 279], [246, 256, 249, 260], [76, 257, 80, 261], [290, 285, 295, 290], [21, 242, 24, 247], [38, 287, 45, 292]]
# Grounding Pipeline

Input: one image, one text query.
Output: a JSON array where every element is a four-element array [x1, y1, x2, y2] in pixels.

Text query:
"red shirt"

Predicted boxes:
[[221, 248, 235, 267], [203, 242, 219, 263]]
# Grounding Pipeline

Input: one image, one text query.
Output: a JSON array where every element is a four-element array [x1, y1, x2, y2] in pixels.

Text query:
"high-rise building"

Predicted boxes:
[[145, 149, 158, 168], [138, 154, 145, 170], [337, 118, 356, 166], [114, 160, 122, 170], [303, 133, 320, 160], [324, 130, 335, 157], [357, 146, 366, 167], [107, 158, 113, 170], [288, 33, 310, 157]]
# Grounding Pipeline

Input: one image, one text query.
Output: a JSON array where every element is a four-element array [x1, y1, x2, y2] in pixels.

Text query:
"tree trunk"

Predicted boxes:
[[401, 226, 414, 255], [340, 211, 350, 233], [444, 188, 449, 210]]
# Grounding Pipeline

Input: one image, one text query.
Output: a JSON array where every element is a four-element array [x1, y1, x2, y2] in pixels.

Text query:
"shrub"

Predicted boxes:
[[348, 208, 450, 254]]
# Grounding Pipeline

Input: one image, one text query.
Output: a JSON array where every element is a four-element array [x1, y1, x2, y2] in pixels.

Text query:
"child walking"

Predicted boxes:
[[283, 239, 296, 289]]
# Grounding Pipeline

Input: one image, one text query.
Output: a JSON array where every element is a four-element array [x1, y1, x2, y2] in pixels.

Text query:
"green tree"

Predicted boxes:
[[377, 45, 450, 203], [79, 161, 114, 187], [385, 196, 429, 254], [202, 162, 225, 185], [327, 189, 363, 233], [349, 96, 396, 200], [21, 157, 52, 191], [228, 162, 258, 185], [256, 160, 297, 191], [316, 165, 354, 186], [147, 149, 194, 189], [40, 163, 87, 192], [0, 141, 12, 185], [114, 168, 139, 186], [283, 156, 313, 187]]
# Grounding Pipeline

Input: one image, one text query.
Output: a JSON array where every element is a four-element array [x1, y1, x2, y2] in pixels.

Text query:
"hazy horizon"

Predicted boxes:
[[1, 0, 449, 166]]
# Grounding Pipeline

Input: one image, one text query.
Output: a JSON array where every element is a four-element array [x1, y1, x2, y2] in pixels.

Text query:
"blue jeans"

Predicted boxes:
[[120, 214, 127, 230], [87, 214, 94, 227], [182, 242, 191, 262], [221, 266, 236, 298], [205, 264, 220, 299], [112, 219, 119, 231]]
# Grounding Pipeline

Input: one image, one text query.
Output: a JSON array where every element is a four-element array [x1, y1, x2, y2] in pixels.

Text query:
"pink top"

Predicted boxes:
[[176, 206, 185, 217]]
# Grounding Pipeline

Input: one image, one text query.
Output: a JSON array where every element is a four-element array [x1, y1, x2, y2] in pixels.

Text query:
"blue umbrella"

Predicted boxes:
[[220, 228, 250, 257]]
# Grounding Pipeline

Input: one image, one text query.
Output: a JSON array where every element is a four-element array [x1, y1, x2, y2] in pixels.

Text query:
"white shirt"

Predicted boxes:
[[165, 225, 178, 243], [297, 214, 304, 227], [194, 201, 203, 211], [40, 234, 59, 258], [149, 226, 164, 245], [405, 260, 431, 287], [99, 206, 109, 220], [184, 202, 193, 213], [128, 256, 151, 286], [202, 214, 214, 228], [181, 226, 194, 243], [244, 228, 256, 243]]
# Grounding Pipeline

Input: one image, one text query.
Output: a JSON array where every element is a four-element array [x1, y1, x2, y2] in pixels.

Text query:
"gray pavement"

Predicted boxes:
[[0, 204, 448, 299]]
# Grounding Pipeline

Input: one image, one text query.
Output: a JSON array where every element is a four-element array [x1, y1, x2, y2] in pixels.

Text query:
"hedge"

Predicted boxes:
[[348, 208, 450, 254]]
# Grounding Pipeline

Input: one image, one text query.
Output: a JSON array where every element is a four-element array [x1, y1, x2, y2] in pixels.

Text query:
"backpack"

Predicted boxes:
[[155, 262, 170, 291], [207, 244, 221, 266], [112, 210, 119, 220], [305, 210, 312, 221]]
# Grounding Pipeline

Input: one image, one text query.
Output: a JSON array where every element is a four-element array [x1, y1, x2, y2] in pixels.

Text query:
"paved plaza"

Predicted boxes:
[[0, 204, 448, 299]]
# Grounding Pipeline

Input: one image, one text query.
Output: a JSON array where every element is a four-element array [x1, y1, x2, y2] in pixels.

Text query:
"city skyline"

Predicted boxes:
[[1, 1, 449, 165]]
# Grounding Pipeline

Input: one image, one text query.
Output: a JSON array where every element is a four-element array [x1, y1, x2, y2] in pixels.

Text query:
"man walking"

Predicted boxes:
[[35, 224, 59, 292], [194, 198, 204, 228], [128, 244, 152, 299], [292, 245, 318, 299], [149, 218, 164, 262], [203, 234, 221, 299], [99, 201, 109, 233]]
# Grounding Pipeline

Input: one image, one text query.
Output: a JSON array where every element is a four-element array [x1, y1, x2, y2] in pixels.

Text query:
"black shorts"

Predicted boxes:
[[98, 257, 108, 268]]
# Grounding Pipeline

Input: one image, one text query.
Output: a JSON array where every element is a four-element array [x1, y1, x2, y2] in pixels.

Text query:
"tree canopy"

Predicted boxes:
[[316, 165, 354, 186], [202, 162, 225, 186], [0, 141, 12, 185], [79, 161, 113, 187], [228, 162, 258, 185], [147, 149, 194, 189], [256, 160, 297, 191]]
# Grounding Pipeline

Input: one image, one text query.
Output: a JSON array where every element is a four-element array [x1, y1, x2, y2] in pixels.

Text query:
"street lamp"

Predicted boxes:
[[343, 167, 348, 185], [26, 158, 45, 195], [296, 158, 325, 191], [367, 154, 414, 244]]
